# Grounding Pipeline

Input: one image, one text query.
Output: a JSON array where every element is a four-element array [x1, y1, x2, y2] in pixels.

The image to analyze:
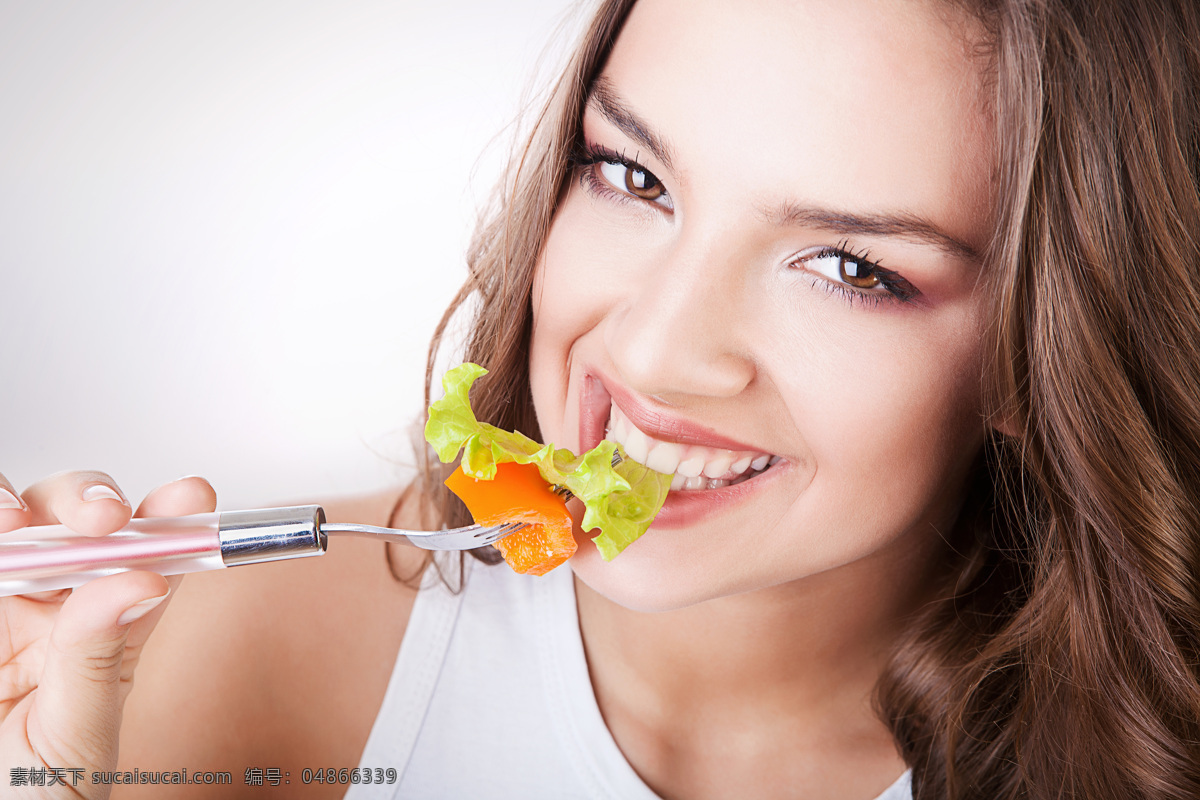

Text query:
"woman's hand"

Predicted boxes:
[[0, 471, 215, 799]]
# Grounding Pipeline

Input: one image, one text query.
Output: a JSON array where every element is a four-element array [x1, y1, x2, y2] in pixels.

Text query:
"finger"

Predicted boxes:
[[26, 570, 171, 768], [134, 475, 217, 519], [124, 572, 185, 651], [15, 588, 73, 603], [0, 470, 31, 532], [20, 470, 133, 535]]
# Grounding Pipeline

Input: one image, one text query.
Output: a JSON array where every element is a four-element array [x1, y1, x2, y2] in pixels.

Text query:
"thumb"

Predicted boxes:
[[28, 572, 171, 768]]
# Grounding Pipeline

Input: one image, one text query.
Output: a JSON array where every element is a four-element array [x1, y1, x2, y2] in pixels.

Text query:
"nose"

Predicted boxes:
[[604, 231, 757, 401]]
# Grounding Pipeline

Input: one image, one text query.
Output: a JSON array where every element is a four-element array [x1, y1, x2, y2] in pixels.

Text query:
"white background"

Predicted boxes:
[[0, 1, 581, 509]]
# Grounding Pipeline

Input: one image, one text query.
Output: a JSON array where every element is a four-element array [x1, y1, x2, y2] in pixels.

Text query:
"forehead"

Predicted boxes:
[[601, 0, 995, 246]]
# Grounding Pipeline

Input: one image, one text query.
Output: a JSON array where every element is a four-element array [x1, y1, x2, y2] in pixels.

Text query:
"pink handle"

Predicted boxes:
[[0, 513, 225, 596]]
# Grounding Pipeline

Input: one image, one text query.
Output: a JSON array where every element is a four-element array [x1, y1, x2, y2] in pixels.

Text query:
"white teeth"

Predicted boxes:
[[615, 413, 630, 443], [702, 453, 734, 479], [645, 442, 682, 474], [623, 426, 652, 464], [768, 455, 781, 466], [677, 454, 705, 478], [604, 401, 778, 491]]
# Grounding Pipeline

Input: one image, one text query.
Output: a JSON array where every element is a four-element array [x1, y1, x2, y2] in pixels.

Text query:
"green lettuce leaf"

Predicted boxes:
[[424, 363, 671, 561]]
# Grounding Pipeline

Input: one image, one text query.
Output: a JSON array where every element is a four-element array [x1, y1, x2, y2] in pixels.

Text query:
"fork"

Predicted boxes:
[[0, 505, 526, 597], [322, 520, 525, 550]]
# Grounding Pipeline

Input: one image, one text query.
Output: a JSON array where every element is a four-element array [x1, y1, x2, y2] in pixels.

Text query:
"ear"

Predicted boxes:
[[986, 407, 1020, 439]]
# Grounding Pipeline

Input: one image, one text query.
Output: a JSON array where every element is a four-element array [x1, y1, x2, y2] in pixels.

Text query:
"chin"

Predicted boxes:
[[566, 527, 762, 613]]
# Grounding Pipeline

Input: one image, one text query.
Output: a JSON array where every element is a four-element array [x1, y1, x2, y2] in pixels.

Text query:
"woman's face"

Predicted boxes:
[[530, 0, 995, 611]]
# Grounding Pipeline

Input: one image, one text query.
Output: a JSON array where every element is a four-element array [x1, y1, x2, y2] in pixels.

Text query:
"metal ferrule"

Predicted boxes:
[[217, 505, 327, 566]]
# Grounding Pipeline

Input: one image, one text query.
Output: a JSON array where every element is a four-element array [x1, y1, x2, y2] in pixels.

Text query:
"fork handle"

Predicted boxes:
[[0, 506, 327, 597]]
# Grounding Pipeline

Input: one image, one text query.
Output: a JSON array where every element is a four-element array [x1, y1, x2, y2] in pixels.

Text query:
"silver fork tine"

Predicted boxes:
[[321, 521, 526, 551], [469, 522, 526, 547], [408, 521, 526, 551]]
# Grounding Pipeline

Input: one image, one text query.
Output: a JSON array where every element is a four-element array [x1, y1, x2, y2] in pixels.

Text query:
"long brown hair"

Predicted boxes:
[[413, 0, 1200, 795], [877, 0, 1200, 797]]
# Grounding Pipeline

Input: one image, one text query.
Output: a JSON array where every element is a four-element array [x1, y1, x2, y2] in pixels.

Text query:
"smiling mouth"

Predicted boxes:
[[603, 402, 782, 491]]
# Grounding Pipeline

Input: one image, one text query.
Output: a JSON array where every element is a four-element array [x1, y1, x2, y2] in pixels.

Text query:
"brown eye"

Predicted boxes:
[[624, 166, 664, 200], [594, 157, 674, 209], [839, 258, 880, 289], [798, 246, 920, 304]]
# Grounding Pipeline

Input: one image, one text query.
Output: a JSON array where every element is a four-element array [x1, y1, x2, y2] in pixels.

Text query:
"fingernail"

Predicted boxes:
[[82, 484, 126, 504], [0, 486, 26, 510], [116, 589, 171, 626]]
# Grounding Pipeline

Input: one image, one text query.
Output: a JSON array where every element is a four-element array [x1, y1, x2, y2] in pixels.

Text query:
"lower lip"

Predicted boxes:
[[650, 462, 789, 529], [576, 371, 787, 531]]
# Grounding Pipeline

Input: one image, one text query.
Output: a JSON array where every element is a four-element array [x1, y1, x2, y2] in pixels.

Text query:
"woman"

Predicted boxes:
[[2, 0, 1198, 797]]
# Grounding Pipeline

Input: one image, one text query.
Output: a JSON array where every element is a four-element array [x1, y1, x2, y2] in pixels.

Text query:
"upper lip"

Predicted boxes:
[[596, 371, 773, 453]]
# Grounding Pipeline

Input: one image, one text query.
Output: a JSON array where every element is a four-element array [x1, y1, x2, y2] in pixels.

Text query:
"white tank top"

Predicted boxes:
[[344, 556, 913, 800]]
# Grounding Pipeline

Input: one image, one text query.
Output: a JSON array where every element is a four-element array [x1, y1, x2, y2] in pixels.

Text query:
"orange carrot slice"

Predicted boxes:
[[444, 461, 576, 576]]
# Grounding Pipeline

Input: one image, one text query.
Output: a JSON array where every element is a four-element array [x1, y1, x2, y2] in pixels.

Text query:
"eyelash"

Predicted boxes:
[[568, 142, 919, 308], [795, 240, 920, 307], [569, 142, 672, 211]]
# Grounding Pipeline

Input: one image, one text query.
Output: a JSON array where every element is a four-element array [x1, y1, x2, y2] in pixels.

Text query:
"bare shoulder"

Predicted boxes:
[[115, 487, 432, 799]]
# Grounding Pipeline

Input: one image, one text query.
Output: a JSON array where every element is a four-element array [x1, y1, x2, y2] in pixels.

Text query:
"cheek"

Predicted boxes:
[[528, 188, 623, 448], [781, 298, 986, 546], [532, 182, 648, 325], [532, 194, 606, 345]]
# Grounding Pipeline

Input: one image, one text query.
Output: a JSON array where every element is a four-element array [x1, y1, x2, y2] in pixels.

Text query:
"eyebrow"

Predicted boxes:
[[761, 203, 980, 261], [587, 76, 676, 172], [586, 76, 979, 262]]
